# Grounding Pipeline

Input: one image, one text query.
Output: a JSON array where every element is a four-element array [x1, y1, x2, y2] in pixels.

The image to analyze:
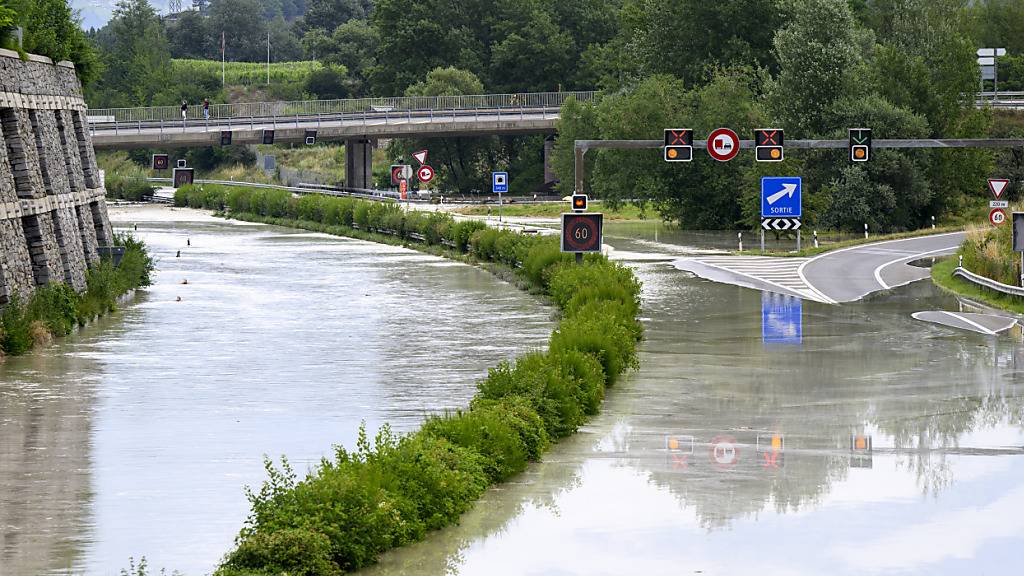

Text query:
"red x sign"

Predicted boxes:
[[664, 128, 692, 147], [756, 129, 783, 146]]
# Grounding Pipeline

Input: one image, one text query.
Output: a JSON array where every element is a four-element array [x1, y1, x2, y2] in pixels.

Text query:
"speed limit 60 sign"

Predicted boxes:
[[561, 213, 603, 253]]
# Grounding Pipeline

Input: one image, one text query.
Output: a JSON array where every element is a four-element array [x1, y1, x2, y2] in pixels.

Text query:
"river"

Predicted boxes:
[[0, 206, 554, 575], [3, 208, 1023, 575]]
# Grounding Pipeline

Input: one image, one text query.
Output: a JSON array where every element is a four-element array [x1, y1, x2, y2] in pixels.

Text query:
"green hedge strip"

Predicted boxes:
[[175, 185, 642, 575]]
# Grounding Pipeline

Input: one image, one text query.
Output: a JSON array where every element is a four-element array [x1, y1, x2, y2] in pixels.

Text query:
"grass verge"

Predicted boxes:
[[0, 233, 154, 358], [453, 201, 652, 221], [931, 257, 1024, 314], [174, 184, 643, 575], [739, 225, 964, 257]]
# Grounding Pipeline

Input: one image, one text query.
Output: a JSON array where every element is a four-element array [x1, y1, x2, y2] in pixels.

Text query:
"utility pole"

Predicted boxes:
[[267, 31, 271, 86], [221, 31, 226, 87]]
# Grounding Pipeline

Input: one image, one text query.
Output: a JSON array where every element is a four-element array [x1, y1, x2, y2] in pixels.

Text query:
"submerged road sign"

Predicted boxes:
[[761, 176, 802, 218], [391, 164, 412, 185]]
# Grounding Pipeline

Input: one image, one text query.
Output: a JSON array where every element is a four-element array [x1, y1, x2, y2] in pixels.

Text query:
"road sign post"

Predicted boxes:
[[492, 171, 508, 223]]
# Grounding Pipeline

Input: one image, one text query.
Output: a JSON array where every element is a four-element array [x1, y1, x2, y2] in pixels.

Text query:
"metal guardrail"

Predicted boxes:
[[953, 265, 1024, 297], [88, 91, 595, 125], [146, 177, 406, 203]]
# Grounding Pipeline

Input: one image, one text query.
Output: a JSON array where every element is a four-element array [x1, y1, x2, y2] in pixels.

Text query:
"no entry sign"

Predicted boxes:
[[707, 128, 740, 162]]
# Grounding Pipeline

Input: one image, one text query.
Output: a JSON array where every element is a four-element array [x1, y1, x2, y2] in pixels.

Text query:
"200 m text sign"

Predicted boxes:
[[561, 213, 604, 253], [761, 176, 802, 218]]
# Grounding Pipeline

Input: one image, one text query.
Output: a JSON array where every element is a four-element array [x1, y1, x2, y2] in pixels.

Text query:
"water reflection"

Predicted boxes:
[[365, 261, 1024, 576], [0, 207, 554, 575]]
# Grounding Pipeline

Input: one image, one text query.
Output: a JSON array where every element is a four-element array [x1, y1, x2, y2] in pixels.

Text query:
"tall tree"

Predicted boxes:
[[208, 0, 269, 62], [8, 0, 99, 83], [92, 0, 172, 106], [301, 0, 370, 33], [167, 8, 209, 59], [303, 18, 378, 95]]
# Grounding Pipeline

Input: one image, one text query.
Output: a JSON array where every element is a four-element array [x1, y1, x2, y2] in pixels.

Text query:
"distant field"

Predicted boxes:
[[453, 202, 651, 220], [172, 59, 323, 86]]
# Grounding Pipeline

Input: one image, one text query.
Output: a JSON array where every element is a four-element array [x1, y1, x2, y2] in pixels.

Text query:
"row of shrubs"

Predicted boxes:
[[958, 215, 1020, 286], [1, 233, 154, 357], [175, 184, 643, 575]]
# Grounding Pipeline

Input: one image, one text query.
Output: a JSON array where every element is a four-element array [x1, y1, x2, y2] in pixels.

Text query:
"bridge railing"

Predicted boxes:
[[87, 91, 596, 125]]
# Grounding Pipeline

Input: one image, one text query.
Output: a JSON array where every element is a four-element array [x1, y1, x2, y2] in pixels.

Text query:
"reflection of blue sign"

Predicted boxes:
[[762, 293, 802, 345], [761, 176, 802, 218], [492, 171, 509, 193]]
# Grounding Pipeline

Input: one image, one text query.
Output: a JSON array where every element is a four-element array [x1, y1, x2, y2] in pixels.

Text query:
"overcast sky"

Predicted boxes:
[[73, 1, 174, 30]]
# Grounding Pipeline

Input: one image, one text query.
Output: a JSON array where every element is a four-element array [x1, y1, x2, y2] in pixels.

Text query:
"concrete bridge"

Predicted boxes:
[[87, 92, 593, 188]]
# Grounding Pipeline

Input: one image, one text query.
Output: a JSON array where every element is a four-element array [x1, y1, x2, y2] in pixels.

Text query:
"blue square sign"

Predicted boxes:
[[762, 293, 802, 345], [492, 171, 509, 193], [761, 176, 802, 218]]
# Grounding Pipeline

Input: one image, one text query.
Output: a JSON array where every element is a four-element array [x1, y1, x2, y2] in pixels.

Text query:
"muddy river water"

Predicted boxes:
[[2, 208, 1023, 575]]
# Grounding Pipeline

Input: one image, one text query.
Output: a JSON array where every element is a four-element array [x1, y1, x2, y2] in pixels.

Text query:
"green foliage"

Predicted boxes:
[[0, 234, 153, 356], [5, 0, 99, 84], [181, 185, 643, 574], [172, 59, 322, 87], [89, 0, 172, 107]]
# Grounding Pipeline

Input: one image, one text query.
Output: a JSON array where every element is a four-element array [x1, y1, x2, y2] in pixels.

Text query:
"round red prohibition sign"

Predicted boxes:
[[417, 165, 435, 183], [990, 208, 1006, 226], [707, 127, 740, 162], [710, 435, 740, 468]]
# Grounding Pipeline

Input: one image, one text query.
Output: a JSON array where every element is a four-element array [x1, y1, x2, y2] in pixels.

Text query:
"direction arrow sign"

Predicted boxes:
[[989, 178, 1009, 198], [412, 149, 428, 165], [761, 176, 802, 218], [706, 127, 740, 162], [761, 218, 802, 231]]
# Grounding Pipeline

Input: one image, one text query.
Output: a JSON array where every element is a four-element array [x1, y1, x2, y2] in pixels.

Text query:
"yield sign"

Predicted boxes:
[[988, 178, 1009, 198], [412, 149, 428, 165]]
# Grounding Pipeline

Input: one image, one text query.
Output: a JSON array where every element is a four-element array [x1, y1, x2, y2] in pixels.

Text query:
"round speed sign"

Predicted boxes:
[[990, 208, 1006, 226], [561, 213, 603, 253]]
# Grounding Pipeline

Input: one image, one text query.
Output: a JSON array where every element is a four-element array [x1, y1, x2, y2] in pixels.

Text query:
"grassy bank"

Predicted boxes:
[[0, 234, 154, 358], [930, 216, 1024, 313], [931, 257, 1024, 314], [174, 184, 643, 575], [743, 225, 964, 257], [453, 201, 650, 220]]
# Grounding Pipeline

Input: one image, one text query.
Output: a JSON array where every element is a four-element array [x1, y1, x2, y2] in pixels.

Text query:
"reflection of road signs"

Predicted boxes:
[[417, 165, 434, 183], [761, 176, 802, 218], [850, 433, 873, 468], [412, 149, 428, 165], [756, 433, 785, 468], [710, 435, 739, 468], [761, 218, 802, 231], [991, 208, 1006, 226], [492, 171, 509, 193], [989, 178, 1009, 198], [666, 435, 694, 453], [762, 292, 802, 345], [707, 128, 740, 162], [560, 213, 603, 253]]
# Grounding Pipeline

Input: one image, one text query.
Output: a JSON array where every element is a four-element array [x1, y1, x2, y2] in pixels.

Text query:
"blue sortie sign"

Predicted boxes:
[[762, 293, 802, 345], [492, 171, 509, 193], [761, 176, 802, 218]]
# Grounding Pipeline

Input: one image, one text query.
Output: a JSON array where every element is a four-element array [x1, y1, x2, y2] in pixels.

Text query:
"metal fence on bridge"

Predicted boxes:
[[87, 91, 596, 125]]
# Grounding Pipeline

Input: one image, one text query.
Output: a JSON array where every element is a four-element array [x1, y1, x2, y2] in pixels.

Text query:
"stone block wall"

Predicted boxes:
[[0, 49, 111, 304]]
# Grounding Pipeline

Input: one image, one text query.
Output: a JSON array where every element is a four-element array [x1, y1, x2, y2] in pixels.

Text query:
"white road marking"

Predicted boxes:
[[942, 312, 999, 335], [872, 245, 962, 289], [681, 257, 830, 303]]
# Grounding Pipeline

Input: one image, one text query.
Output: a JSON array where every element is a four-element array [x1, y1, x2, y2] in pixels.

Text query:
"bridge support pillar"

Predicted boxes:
[[345, 138, 373, 189], [543, 136, 557, 185]]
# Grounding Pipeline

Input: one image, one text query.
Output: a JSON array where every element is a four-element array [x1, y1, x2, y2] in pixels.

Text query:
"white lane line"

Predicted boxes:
[[686, 259, 829, 303], [797, 231, 965, 303], [942, 311, 998, 335], [873, 245, 962, 289]]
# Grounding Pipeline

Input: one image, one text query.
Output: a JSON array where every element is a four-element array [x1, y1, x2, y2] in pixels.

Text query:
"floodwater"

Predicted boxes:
[[364, 258, 1024, 575], [0, 206, 555, 575]]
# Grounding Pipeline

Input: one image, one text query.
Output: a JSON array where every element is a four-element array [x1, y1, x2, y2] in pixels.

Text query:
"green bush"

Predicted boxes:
[[226, 528, 341, 576], [420, 406, 530, 482]]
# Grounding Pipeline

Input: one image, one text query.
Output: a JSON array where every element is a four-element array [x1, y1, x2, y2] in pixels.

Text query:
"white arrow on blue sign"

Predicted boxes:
[[492, 171, 509, 193], [761, 176, 802, 218]]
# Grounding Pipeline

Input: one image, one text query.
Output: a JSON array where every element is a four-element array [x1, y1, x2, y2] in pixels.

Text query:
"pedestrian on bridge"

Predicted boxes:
[[203, 98, 209, 121], [181, 100, 188, 121]]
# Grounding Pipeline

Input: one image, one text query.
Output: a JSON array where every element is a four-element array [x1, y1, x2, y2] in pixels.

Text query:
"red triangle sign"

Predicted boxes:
[[989, 178, 1009, 198], [412, 150, 428, 165]]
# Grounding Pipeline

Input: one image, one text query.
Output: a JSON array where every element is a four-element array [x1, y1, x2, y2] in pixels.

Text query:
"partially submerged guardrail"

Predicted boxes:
[[146, 177, 405, 203], [953, 264, 1024, 298]]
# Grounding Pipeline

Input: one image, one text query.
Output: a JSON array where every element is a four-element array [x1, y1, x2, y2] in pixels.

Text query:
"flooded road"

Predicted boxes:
[[0, 207, 554, 575], [365, 259, 1024, 575]]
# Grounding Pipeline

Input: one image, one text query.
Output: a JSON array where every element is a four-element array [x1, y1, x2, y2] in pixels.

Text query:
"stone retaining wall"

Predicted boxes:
[[0, 49, 111, 304]]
